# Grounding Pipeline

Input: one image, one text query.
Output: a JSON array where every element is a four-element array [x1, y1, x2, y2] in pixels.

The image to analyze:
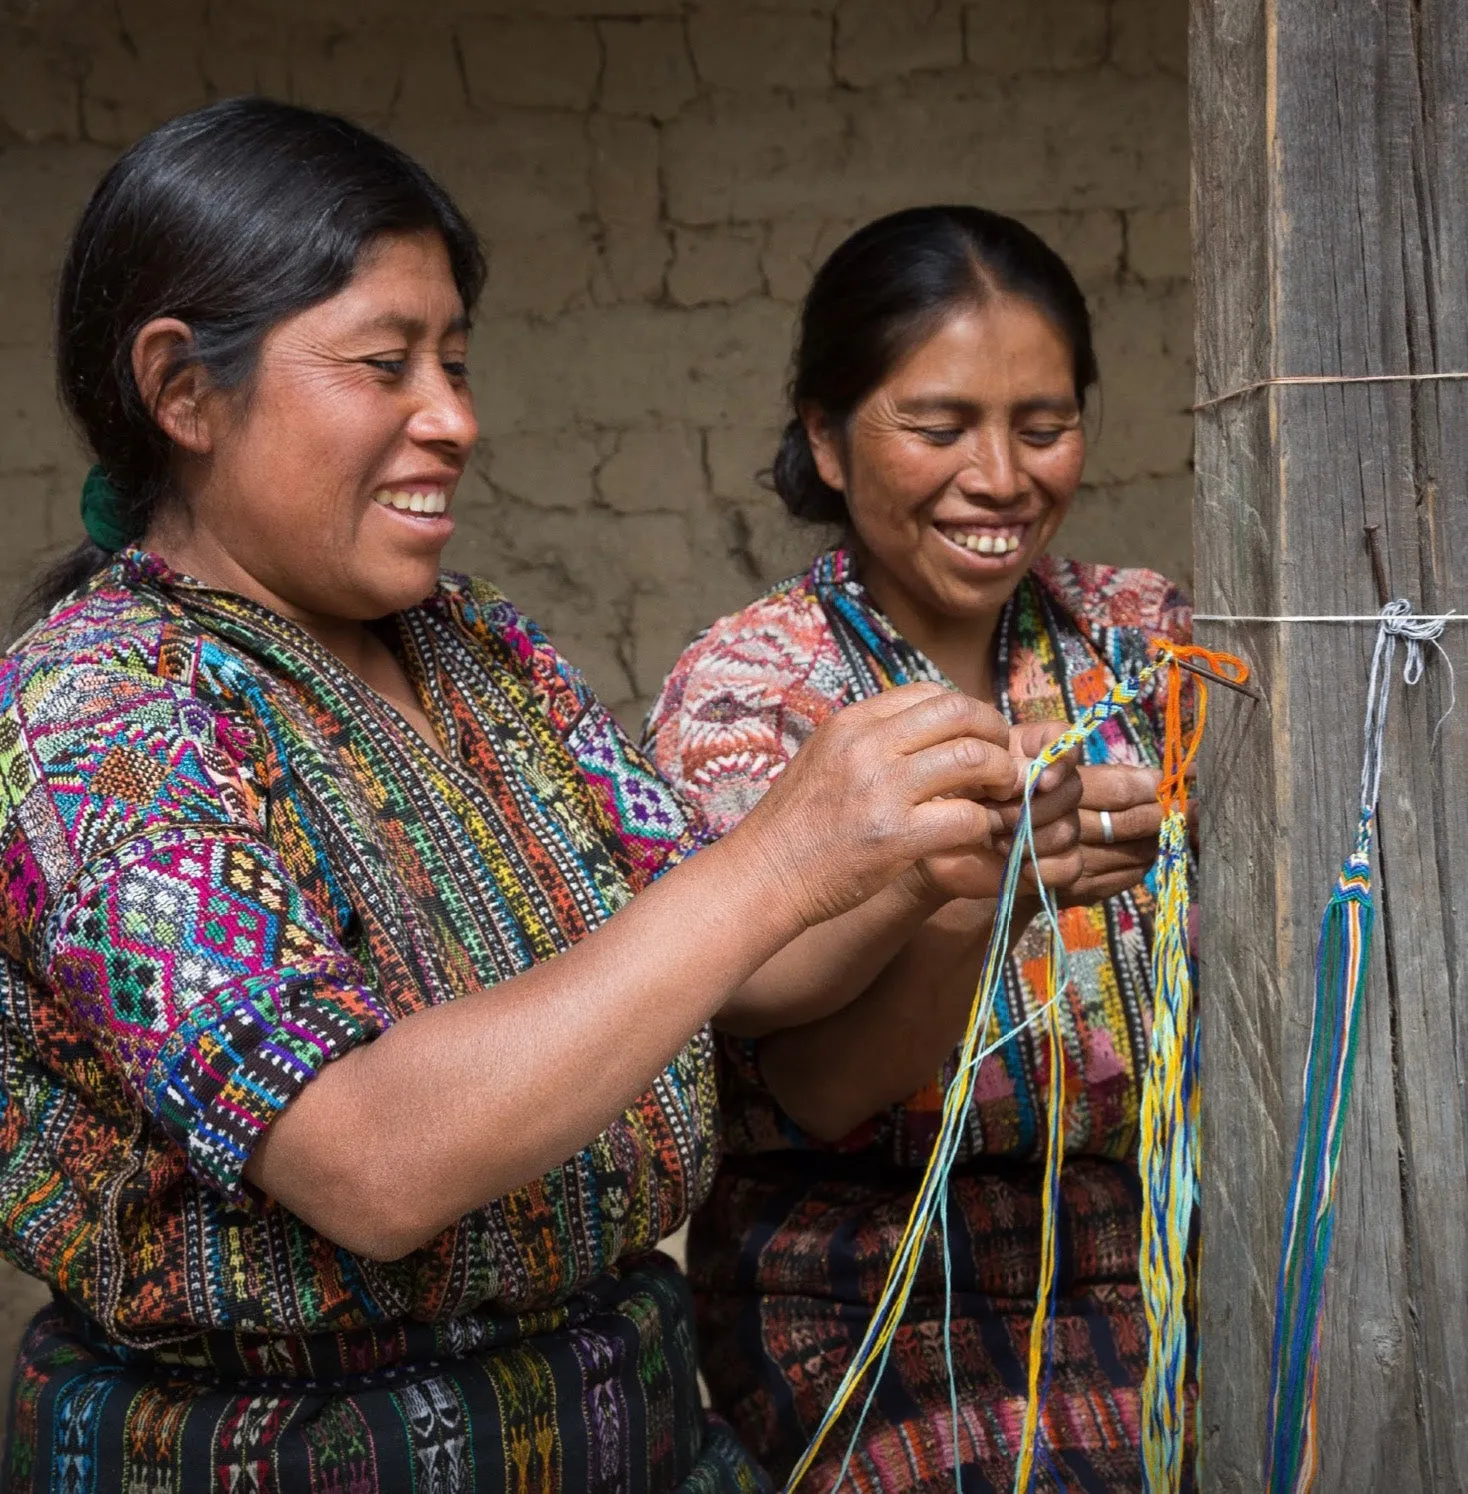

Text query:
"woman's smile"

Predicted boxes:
[[371, 486, 451, 516], [370, 480, 456, 538], [931, 516, 1032, 564]]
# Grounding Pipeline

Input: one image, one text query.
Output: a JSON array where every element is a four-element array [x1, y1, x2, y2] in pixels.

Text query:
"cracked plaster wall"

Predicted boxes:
[[0, 0, 1193, 1425]]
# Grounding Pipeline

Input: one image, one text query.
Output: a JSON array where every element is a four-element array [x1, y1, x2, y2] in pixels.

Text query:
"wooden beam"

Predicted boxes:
[[1192, 1, 1468, 1487]]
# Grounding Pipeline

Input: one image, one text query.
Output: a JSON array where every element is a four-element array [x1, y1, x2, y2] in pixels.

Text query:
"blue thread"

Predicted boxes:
[[785, 667, 1160, 1491]]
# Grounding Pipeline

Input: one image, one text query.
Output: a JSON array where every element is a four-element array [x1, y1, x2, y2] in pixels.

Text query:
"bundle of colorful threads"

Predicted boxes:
[[1264, 599, 1451, 1493], [782, 641, 1249, 1494], [1136, 643, 1249, 1492]]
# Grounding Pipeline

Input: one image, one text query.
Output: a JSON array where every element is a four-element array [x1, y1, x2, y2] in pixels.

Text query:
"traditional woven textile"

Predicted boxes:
[[8, 1260, 759, 1494], [0, 549, 763, 1493], [645, 546, 1194, 1492], [690, 1156, 1151, 1493]]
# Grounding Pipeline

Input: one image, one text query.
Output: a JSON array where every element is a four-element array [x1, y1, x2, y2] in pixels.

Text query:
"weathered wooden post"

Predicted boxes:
[[1192, 1, 1468, 1487]]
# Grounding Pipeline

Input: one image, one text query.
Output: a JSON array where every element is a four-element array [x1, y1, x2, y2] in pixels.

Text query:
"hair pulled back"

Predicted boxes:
[[772, 205, 1098, 525], [26, 96, 485, 623]]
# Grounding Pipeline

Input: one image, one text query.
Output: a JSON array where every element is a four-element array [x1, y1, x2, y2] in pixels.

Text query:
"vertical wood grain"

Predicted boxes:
[[1193, 1, 1468, 1486]]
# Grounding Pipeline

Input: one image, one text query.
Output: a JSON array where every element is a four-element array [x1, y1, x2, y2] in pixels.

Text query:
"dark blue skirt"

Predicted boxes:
[[3, 1253, 769, 1494]]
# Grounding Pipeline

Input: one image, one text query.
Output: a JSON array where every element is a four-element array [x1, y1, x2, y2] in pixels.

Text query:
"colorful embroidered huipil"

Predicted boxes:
[[644, 546, 1192, 1493], [0, 550, 764, 1493]]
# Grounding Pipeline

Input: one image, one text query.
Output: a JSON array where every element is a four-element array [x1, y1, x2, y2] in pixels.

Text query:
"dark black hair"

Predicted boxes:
[[771, 205, 1099, 524], [24, 96, 485, 623]]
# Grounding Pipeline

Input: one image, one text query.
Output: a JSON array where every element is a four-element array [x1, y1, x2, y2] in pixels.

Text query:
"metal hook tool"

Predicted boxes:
[[1166, 652, 1265, 703]]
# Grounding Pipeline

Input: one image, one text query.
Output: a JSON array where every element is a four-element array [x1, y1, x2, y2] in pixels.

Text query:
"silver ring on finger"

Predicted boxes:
[[1098, 809, 1116, 845]]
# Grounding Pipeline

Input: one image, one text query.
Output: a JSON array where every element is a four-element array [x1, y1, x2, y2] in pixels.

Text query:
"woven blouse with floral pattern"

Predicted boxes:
[[642, 546, 1193, 1491], [647, 547, 1192, 1169]]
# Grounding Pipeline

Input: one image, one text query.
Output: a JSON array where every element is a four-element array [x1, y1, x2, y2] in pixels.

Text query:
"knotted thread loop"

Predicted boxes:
[[1360, 602, 1455, 836]]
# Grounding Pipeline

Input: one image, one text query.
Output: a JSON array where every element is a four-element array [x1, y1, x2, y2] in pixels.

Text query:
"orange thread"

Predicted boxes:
[[1151, 643, 1251, 816]]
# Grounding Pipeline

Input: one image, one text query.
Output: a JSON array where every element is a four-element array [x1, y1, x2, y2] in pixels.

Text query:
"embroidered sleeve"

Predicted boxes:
[[0, 658, 389, 1203], [1148, 576, 1193, 648], [642, 594, 843, 835]]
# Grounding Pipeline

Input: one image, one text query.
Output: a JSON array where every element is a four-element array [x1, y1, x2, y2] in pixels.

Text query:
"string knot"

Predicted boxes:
[[1377, 597, 1453, 685], [1359, 600, 1455, 823], [1149, 642, 1252, 817]]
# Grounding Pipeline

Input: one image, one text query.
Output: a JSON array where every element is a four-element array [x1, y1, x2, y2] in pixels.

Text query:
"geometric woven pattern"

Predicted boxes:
[[0, 548, 723, 1492], [8, 1259, 766, 1494]]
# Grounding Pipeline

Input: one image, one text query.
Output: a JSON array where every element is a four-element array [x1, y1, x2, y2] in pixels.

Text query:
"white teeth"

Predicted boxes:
[[372, 490, 447, 515], [946, 528, 1023, 556]]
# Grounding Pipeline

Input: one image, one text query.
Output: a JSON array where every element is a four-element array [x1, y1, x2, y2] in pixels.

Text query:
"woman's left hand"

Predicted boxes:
[[1056, 762, 1196, 905], [906, 719, 1084, 905]]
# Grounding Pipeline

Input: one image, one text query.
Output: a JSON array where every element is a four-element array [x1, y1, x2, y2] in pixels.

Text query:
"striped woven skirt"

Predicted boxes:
[[688, 1154, 1192, 1493], [2, 1252, 768, 1494]]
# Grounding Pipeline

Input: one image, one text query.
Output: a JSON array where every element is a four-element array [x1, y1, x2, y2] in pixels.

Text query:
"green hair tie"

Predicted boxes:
[[80, 466, 139, 553]]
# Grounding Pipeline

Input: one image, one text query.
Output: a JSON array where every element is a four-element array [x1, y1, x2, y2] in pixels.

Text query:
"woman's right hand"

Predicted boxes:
[[734, 682, 1029, 930]]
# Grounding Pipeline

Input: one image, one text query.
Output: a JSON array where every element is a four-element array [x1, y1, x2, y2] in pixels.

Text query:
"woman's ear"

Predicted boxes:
[[800, 404, 847, 493], [131, 319, 214, 457]]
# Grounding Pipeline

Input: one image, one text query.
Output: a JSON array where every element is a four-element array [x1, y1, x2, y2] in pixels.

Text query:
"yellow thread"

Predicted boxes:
[[1012, 942, 1067, 1492], [784, 669, 1164, 1491]]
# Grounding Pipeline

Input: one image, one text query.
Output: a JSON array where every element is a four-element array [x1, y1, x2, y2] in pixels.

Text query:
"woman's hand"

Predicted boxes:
[[1054, 761, 1196, 906], [735, 683, 1024, 930], [907, 720, 1084, 904]]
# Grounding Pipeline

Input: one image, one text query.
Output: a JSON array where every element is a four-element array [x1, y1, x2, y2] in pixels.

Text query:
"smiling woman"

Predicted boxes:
[[141, 234, 474, 617], [645, 208, 1195, 1491], [0, 109, 1093, 1494], [133, 230, 479, 742]]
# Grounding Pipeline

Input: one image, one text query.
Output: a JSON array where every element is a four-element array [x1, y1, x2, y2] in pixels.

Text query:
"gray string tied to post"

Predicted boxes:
[[1366, 601, 1455, 785]]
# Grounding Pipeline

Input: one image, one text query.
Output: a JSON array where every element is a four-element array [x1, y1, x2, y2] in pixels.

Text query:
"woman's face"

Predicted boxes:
[[809, 296, 1086, 624], [160, 231, 477, 623]]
